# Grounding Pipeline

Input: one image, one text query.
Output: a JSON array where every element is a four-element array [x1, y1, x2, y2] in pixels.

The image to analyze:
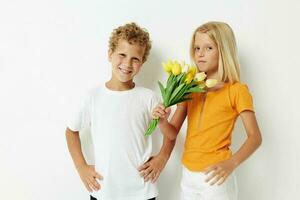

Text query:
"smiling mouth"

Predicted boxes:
[[119, 67, 132, 74]]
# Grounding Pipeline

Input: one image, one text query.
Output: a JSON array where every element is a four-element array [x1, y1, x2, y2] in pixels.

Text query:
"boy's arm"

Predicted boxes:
[[65, 128, 87, 169], [65, 128, 102, 192]]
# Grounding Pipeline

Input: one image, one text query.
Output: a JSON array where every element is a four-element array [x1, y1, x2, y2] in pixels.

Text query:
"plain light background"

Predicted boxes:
[[1, 0, 300, 199]]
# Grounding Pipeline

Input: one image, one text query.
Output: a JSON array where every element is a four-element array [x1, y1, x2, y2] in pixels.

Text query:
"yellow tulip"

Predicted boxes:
[[205, 79, 218, 88], [181, 64, 189, 73], [195, 72, 207, 82], [162, 62, 172, 73], [188, 66, 197, 77], [185, 73, 194, 84], [172, 62, 182, 75]]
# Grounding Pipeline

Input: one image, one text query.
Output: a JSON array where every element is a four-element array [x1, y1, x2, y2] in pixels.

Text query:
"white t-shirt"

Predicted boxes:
[[68, 85, 160, 200]]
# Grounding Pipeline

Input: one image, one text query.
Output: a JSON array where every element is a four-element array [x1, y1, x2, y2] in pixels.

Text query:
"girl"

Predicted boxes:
[[152, 22, 262, 199]]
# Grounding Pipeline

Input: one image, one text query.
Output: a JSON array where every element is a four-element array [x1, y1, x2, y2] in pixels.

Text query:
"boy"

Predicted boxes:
[[66, 22, 175, 200]]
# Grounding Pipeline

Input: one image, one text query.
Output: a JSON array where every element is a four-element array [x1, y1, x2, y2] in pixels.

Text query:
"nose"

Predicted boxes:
[[123, 58, 131, 67], [197, 49, 205, 57]]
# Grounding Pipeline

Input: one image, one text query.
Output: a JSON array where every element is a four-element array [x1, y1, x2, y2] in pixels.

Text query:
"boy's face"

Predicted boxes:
[[108, 39, 145, 84]]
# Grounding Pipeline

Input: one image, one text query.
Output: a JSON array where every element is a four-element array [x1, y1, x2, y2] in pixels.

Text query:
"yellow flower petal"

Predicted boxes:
[[205, 79, 218, 88], [185, 73, 194, 84], [162, 62, 172, 73], [195, 72, 207, 82], [172, 62, 182, 75], [181, 64, 189, 73], [188, 66, 197, 77]]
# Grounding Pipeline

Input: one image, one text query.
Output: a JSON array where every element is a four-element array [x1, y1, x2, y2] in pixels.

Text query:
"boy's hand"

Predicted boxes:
[[138, 155, 168, 183], [77, 164, 103, 192], [203, 159, 237, 186], [152, 104, 171, 123]]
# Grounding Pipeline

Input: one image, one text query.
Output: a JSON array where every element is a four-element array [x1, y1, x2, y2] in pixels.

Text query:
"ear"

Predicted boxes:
[[108, 49, 113, 62]]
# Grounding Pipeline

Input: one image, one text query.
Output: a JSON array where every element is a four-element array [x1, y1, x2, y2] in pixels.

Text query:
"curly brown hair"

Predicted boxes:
[[109, 22, 152, 62]]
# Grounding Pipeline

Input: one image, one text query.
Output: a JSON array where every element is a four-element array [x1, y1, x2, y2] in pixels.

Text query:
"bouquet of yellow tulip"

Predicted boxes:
[[144, 60, 217, 136]]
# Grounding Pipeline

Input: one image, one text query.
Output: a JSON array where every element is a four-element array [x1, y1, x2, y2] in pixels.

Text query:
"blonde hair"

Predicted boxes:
[[109, 22, 152, 62], [190, 21, 240, 83]]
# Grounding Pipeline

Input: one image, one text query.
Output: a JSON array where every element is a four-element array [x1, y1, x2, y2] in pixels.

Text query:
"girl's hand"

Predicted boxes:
[[77, 164, 103, 192], [138, 155, 168, 183], [152, 104, 171, 122], [204, 159, 237, 186]]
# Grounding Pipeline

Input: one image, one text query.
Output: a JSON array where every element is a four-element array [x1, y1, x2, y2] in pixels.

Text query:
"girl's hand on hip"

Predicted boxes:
[[204, 159, 237, 186]]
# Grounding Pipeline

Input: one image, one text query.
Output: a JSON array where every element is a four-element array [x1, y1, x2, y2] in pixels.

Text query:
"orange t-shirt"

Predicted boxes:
[[179, 82, 254, 171]]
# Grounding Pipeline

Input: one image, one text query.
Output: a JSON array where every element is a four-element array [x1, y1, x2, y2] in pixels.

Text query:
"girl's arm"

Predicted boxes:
[[205, 111, 262, 185], [230, 110, 262, 167], [138, 104, 187, 182], [154, 104, 187, 140]]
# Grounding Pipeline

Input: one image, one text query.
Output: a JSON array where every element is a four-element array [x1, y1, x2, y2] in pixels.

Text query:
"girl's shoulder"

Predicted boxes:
[[227, 82, 254, 112], [228, 82, 251, 94], [227, 82, 253, 106]]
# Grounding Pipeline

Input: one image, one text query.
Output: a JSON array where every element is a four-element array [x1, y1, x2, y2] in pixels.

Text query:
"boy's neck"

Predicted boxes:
[[105, 79, 135, 91]]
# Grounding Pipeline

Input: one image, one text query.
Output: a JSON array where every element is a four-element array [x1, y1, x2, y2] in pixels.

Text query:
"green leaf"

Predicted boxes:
[[187, 81, 198, 88], [179, 73, 187, 84], [170, 83, 186, 103], [158, 81, 166, 102], [176, 73, 186, 83], [144, 118, 159, 136], [187, 86, 205, 93], [170, 84, 189, 104], [165, 80, 177, 106], [166, 74, 174, 89], [169, 97, 193, 106], [181, 92, 192, 98]]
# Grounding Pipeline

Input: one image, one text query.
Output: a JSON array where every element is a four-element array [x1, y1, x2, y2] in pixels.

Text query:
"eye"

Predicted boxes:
[[132, 57, 141, 64], [194, 47, 200, 52], [119, 53, 126, 57]]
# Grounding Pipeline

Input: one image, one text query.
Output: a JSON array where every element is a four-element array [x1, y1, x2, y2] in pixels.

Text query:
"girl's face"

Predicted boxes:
[[193, 32, 219, 78]]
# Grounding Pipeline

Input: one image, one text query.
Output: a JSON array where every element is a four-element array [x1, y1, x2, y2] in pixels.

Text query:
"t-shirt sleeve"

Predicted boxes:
[[67, 93, 92, 132], [149, 92, 161, 115], [231, 83, 254, 114]]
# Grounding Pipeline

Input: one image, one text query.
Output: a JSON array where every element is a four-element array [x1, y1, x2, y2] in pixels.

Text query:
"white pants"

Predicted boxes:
[[181, 166, 238, 200]]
